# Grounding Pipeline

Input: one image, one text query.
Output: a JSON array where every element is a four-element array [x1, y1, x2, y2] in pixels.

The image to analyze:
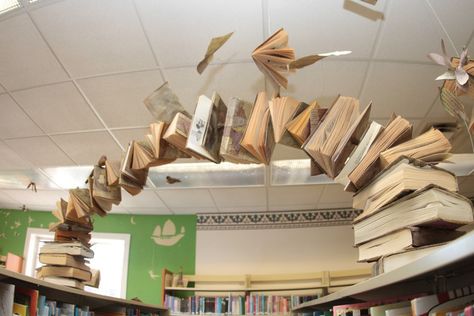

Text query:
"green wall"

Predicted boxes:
[[0, 208, 196, 305]]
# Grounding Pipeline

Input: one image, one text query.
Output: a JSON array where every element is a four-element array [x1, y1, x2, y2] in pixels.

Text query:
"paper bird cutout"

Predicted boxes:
[[197, 32, 234, 74]]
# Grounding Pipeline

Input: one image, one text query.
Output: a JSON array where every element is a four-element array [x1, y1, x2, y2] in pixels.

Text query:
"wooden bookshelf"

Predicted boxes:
[[292, 230, 474, 311], [0, 267, 168, 314]]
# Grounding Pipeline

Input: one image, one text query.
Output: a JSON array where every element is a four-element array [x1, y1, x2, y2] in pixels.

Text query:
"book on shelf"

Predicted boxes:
[[144, 81, 190, 124], [357, 227, 464, 262], [368, 301, 411, 316], [219, 97, 260, 164], [268, 95, 308, 147], [347, 115, 412, 192], [385, 306, 412, 316], [5, 252, 23, 273], [252, 28, 295, 89], [41, 276, 85, 290], [163, 112, 203, 159], [54, 229, 91, 246], [352, 157, 458, 221], [332, 295, 419, 316], [353, 186, 474, 246], [37, 265, 92, 282], [379, 128, 452, 168], [13, 302, 27, 316], [240, 91, 275, 164], [410, 286, 474, 316], [285, 100, 324, 146], [334, 121, 383, 187], [119, 142, 148, 196], [39, 253, 90, 271], [40, 242, 94, 258], [428, 293, 474, 316], [0, 282, 14, 316], [15, 286, 39, 316], [303, 96, 360, 178], [187, 92, 228, 163], [83, 269, 100, 288]]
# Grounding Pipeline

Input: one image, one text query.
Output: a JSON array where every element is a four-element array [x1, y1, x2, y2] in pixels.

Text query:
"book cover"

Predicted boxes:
[[0, 283, 14, 316], [144, 81, 190, 124]]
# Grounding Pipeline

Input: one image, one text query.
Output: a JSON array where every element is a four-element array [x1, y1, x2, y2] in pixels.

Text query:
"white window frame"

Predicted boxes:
[[23, 228, 130, 298]]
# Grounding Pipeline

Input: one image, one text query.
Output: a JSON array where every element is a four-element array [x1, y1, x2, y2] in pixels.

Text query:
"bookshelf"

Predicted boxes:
[[292, 230, 474, 311], [0, 267, 168, 314]]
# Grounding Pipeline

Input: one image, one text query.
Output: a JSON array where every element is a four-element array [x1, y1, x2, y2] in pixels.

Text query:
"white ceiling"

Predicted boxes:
[[0, 0, 473, 215]]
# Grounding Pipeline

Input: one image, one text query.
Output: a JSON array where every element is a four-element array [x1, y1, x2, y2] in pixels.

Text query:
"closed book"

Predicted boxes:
[[40, 242, 94, 258], [5, 252, 23, 273], [385, 306, 411, 316], [369, 301, 411, 316], [219, 97, 260, 164], [353, 157, 458, 221], [428, 293, 474, 316], [42, 276, 85, 290], [163, 112, 202, 159], [0, 283, 14, 316], [186, 92, 227, 163], [13, 303, 27, 316], [15, 287, 39, 316], [358, 227, 464, 262], [39, 253, 90, 271], [353, 186, 474, 246], [411, 286, 474, 316], [37, 265, 92, 282]]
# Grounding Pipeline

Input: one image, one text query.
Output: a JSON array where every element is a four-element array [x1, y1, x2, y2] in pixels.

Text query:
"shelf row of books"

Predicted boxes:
[[328, 285, 474, 316], [0, 281, 158, 316], [164, 294, 318, 315]]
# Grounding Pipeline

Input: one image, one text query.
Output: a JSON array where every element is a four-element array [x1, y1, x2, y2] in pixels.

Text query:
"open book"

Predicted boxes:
[[52, 198, 93, 232], [186, 92, 227, 163], [119, 142, 148, 196], [105, 160, 120, 186], [240, 92, 275, 164], [90, 165, 121, 213], [163, 112, 203, 159], [220, 97, 260, 164], [286, 100, 324, 146], [353, 157, 458, 221], [303, 96, 360, 178], [379, 128, 451, 168], [347, 115, 412, 191], [252, 28, 295, 89], [144, 81, 190, 124], [353, 186, 473, 246]]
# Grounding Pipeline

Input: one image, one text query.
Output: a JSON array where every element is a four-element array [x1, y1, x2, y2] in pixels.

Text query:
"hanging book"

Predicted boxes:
[[90, 165, 121, 213], [347, 115, 412, 191], [119, 142, 148, 196], [220, 97, 260, 164], [147, 122, 191, 162], [252, 28, 295, 89], [163, 112, 204, 159], [186, 92, 228, 163], [286, 100, 324, 146], [144, 82, 191, 124], [303, 96, 360, 178], [105, 160, 121, 186], [240, 92, 275, 164], [197, 32, 234, 74]]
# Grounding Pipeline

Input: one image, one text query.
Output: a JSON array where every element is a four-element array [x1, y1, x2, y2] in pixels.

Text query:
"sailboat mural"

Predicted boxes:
[[151, 219, 186, 246]]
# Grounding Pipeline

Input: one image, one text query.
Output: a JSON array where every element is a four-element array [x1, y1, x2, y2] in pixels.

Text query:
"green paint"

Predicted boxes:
[[0, 209, 196, 305]]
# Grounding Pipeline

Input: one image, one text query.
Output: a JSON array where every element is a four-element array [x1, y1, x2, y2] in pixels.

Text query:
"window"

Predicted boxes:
[[24, 228, 130, 298]]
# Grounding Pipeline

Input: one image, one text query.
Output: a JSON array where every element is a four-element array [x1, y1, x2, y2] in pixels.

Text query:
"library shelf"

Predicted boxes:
[[0, 267, 168, 314], [292, 230, 474, 312]]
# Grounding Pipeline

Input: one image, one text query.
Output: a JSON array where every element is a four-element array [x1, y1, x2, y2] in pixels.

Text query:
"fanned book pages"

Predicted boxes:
[[347, 115, 412, 191], [307, 104, 329, 176], [252, 28, 295, 89], [105, 160, 120, 186], [379, 128, 452, 168], [334, 121, 383, 187], [303, 96, 360, 178], [220, 97, 260, 164], [119, 142, 148, 196], [357, 227, 464, 262], [352, 157, 458, 221], [54, 229, 91, 247], [352, 185, 473, 246], [148, 121, 190, 162], [51, 199, 93, 232], [90, 165, 121, 213], [39, 241, 94, 258], [186, 92, 228, 163], [286, 100, 323, 146], [66, 189, 92, 219], [331, 103, 372, 177], [143, 81, 190, 124], [163, 112, 203, 159], [240, 91, 275, 164]]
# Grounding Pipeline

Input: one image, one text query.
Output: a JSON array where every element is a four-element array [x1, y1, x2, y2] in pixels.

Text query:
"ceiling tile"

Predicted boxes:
[[0, 141, 33, 170], [210, 187, 266, 207], [30, 0, 156, 77], [135, 0, 262, 68], [268, 185, 325, 207], [0, 13, 68, 90], [427, 0, 474, 52], [120, 190, 166, 208], [41, 166, 92, 189], [164, 63, 264, 113], [128, 207, 172, 215], [360, 62, 441, 118], [172, 206, 218, 214], [77, 71, 161, 128], [2, 189, 68, 211], [272, 144, 309, 161], [218, 205, 267, 213], [0, 94, 43, 139], [318, 184, 354, 204], [268, 0, 385, 59], [375, 0, 455, 62], [51, 131, 123, 165], [111, 128, 149, 149], [5, 136, 75, 167], [12, 82, 103, 133], [157, 189, 215, 208]]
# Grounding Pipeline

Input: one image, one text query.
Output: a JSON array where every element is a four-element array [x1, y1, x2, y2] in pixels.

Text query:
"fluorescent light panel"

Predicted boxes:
[[0, 0, 20, 14]]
